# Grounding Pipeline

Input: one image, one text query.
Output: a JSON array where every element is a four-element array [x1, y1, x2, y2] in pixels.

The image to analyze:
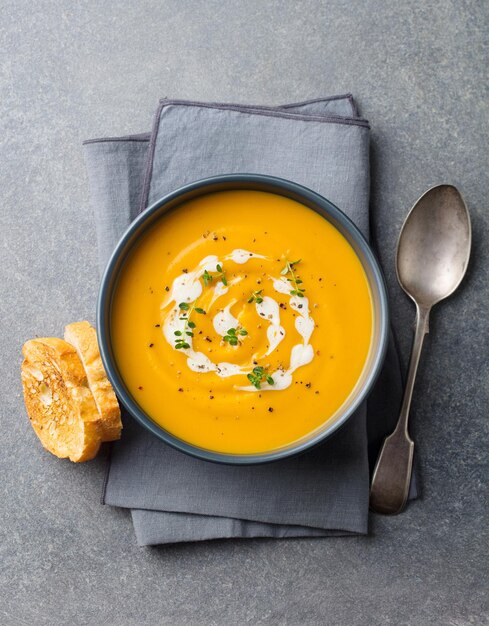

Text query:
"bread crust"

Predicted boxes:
[[21, 338, 102, 462], [64, 321, 122, 442]]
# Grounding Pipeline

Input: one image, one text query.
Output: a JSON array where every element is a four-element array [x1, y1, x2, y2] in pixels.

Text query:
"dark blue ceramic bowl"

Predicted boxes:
[[97, 174, 389, 464]]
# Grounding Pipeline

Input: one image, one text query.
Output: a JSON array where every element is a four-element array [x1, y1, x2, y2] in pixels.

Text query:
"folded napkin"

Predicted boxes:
[[84, 95, 412, 546]]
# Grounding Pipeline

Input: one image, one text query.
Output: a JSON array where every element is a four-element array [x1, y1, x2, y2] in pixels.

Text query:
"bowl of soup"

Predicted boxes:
[[97, 174, 388, 464]]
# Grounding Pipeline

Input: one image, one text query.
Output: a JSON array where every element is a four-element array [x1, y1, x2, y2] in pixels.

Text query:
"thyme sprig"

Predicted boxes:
[[216, 264, 227, 286], [281, 259, 305, 298], [247, 289, 264, 304], [223, 327, 248, 346], [201, 264, 227, 287], [247, 366, 274, 389], [202, 270, 213, 287], [174, 301, 206, 349]]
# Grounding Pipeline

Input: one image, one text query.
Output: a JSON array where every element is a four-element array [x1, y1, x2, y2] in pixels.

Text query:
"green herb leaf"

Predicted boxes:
[[202, 270, 213, 287], [247, 373, 261, 389], [174, 300, 205, 349], [213, 263, 227, 285], [282, 259, 305, 300], [223, 326, 247, 346], [248, 289, 264, 305], [247, 365, 274, 389], [175, 341, 190, 350]]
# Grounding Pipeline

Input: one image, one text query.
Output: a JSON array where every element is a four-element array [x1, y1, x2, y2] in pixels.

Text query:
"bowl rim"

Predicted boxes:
[[97, 173, 389, 464]]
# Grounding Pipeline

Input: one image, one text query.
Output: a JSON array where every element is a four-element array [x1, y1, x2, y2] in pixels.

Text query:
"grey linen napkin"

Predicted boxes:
[[84, 95, 410, 546]]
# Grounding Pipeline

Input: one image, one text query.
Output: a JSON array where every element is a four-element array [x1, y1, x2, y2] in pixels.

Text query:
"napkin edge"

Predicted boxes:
[[139, 96, 370, 212]]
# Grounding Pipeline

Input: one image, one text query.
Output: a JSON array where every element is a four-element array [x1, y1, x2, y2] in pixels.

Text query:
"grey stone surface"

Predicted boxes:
[[0, 1, 487, 624]]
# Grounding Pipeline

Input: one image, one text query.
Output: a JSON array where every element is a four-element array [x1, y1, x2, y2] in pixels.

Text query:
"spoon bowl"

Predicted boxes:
[[397, 185, 472, 308], [370, 184, 471, 514]]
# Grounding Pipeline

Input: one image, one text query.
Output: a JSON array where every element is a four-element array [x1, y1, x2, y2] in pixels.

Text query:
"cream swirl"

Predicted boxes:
[[161, 249, 315, 391]]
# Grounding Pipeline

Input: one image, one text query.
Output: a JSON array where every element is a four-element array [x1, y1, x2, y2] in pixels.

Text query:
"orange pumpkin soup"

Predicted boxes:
[[111, 190, 372, 454]]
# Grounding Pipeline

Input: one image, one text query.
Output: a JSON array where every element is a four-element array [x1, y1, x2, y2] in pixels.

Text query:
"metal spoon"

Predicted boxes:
[[370, 184, 471, 515]]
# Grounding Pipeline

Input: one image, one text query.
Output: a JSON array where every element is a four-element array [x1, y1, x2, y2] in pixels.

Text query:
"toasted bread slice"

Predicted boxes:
[[21, 338, 102, 462], [64, 321, 121, 442]]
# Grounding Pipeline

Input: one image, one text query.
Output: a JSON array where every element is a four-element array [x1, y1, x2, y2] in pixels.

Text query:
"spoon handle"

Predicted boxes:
[[370, 304, 430, 514], [397, 304, 430, 436]]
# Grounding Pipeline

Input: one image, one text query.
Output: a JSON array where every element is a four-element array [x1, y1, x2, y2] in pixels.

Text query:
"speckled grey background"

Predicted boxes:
[[1, 1, 488, 625]]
